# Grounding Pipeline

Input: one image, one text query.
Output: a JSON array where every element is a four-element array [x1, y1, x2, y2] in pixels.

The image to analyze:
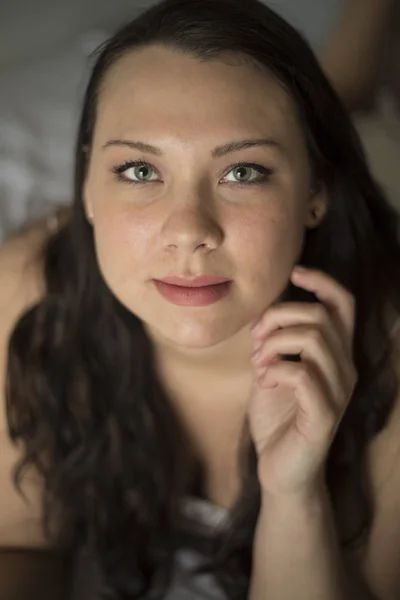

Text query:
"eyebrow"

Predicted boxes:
[[101, 138, 285, 158]]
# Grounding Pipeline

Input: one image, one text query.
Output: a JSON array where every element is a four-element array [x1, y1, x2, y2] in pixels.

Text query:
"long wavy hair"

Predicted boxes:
[[6, 0, 400, 598]]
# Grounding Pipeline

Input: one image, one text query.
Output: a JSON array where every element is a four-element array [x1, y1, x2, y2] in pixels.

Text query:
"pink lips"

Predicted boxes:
[[156, 275, 231, 287], [153, 278, 232, 306]]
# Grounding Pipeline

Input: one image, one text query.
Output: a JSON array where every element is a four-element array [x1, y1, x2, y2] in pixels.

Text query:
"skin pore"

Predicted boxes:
[[83, 45, 327, 507]]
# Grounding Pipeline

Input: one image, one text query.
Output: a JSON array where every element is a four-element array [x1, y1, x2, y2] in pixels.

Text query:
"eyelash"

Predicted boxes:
[[111, 159, 274, 187]]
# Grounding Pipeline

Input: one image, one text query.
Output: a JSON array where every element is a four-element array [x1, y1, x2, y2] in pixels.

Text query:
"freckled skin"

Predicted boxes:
[[84, 44, 326, 382]]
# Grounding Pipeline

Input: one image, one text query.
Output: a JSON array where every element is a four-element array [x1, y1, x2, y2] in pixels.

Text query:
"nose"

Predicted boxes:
[[160, 197, 223, 254]]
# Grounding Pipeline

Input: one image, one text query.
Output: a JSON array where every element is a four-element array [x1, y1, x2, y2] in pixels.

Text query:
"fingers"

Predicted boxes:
[[252, 301, 351, 364], [249, 267, 358, 412], [290, 267, 356, 349], [257, 360, 339, 440], [252, 267, 356, 354], [251, 324, 356, 408]]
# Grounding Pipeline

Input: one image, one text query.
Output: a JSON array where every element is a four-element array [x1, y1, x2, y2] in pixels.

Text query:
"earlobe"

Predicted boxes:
[[305, 204, 325, 229], [305, 187, 328, 229]]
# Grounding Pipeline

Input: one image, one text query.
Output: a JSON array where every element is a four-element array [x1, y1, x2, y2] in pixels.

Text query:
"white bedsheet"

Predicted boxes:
[[1, 0, 398, 245], [0, 30, 108, 243]]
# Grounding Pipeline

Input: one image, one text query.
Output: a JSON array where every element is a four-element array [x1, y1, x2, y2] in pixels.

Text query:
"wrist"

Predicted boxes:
[[259, 481, 328, 514]]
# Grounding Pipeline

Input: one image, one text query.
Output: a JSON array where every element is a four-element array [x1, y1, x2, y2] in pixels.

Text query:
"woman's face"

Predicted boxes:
[[84, 45, 326, 351]]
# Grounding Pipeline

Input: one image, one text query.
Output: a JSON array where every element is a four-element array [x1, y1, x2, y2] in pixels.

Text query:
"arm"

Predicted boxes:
[[249, 485, 378, 600], [320, 0, 395, 112], [0, 225, 48, 546], [246, 271, 400, 600], [10, 204, 72, 241]]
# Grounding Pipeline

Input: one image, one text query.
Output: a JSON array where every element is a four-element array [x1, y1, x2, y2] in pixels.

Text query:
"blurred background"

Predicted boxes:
[[0, 0, 399, 244]]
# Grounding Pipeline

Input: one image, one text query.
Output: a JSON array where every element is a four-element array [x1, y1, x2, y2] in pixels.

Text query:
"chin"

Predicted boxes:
[[153, 315, 248, 351], [167, 328, 226, 350]]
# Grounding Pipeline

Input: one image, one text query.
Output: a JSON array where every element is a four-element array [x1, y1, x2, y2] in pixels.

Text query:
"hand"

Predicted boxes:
[[247, 266, 358, 499]]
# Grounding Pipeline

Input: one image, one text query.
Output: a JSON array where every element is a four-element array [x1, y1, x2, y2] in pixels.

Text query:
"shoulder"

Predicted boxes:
[[356, 315, 400, 598], [0, 206, 72, 321], [366, 315, 400, 490], [0, 215, 54, 427], [0, 219, 51, 549], [0, 222, 48, 318]]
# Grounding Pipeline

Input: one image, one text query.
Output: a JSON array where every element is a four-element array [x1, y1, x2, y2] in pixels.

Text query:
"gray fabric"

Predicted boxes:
[[0, 0, 344, 69], [268, 0, 344, 52], [69, 546, 227, 600], [163, 548, 227, 600], [69, 498, 229, 600]]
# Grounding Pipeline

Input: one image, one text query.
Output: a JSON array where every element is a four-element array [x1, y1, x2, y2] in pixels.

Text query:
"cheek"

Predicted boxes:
[[240, 206, 306, 298], [243, 206, 305, 267], [92, 208, 152, 291]]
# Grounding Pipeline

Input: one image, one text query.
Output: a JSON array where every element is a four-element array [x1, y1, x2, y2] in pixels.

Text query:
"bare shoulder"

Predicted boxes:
[[0, 222, 49, 318], [365, 317, 400, 498], [0, 219, 52, 550], [356, 317, 400, 599]]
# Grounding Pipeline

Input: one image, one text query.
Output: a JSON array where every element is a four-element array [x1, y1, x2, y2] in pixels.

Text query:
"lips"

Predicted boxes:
[[156, 275, 231, 287], [154, 279, 232, 306]]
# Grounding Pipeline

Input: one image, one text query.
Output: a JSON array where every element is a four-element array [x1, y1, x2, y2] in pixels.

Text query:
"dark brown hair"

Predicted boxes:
[[6, 0, 400, 598]]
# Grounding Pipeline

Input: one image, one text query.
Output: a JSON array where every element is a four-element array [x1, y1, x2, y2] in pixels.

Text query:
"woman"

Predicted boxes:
[[1, 0, 400, 599]]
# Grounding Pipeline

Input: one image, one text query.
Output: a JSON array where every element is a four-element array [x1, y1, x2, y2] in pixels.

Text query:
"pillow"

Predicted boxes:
[[269, 0, 344, 53], [0, 1, 346, 244], [0, 30, 109, 243]]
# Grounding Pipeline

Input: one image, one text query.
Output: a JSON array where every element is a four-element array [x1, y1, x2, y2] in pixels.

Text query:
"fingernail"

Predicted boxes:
[[251, 321, 264, 336], [292, 265, 307, 275], [251, 317, 262, 331], [251, 349, 261, 362]]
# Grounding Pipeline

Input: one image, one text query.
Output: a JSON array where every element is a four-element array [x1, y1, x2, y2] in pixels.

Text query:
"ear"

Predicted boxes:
[[304, 184, 328, 229]]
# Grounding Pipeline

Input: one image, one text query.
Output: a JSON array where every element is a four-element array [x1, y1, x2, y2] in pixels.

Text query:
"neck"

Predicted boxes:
[[146, 325, 255, 510], [147, 320, 255, 376]]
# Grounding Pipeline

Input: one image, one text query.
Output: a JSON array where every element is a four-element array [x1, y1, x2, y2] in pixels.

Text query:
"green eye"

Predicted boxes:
[[112, 160, 274, 186], [113, 160, 159, 183], [223, 163, 272, 185]]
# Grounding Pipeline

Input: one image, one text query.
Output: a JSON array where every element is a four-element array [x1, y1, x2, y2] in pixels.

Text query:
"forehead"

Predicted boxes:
[[94, 45, 304, 151]]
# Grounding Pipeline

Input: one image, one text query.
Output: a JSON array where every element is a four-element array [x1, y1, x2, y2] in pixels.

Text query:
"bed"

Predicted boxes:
[[0, 0, 398, 245]]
